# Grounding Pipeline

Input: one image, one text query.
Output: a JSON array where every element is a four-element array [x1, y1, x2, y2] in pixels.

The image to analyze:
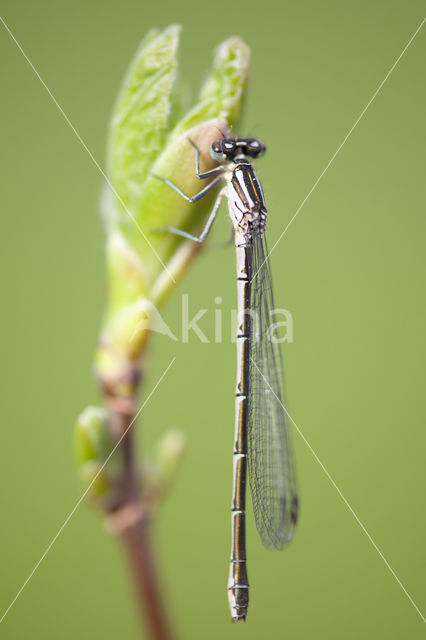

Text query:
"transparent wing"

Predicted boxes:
[[247, 231, 299, 549]]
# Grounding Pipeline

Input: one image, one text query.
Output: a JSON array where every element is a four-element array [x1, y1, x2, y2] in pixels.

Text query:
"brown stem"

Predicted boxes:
[[102, 375, 174, 640], [118, 512, 173, 640]]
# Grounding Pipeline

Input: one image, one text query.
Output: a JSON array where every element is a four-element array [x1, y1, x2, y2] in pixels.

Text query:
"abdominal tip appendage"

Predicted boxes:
[[230, 600, 248, 622], [232, 612, 247, 623], [228, 583, 249, 622]]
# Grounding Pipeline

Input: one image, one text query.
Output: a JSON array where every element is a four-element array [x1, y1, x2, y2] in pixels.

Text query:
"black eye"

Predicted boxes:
[[212, 141, 222, 154]]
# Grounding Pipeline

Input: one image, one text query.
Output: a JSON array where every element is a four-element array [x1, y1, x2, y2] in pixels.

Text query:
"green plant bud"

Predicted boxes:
[[142, 428, 186, 501], [155, 427, 186, 489], [97, 25, 250, 388], [74, 406, 119, 508]]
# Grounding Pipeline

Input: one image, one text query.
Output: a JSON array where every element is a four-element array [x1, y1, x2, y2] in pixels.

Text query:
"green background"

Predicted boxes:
[[1, 1, 425, 639]]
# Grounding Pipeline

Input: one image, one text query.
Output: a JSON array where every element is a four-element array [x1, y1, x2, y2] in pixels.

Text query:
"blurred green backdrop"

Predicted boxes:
[[1, 1, 425, 639]]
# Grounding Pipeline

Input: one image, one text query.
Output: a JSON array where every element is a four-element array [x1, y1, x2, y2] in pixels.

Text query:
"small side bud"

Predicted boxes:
[[156, 428, 186, 490], [74, 406, 120, 509], [142, 428, 186, 502]]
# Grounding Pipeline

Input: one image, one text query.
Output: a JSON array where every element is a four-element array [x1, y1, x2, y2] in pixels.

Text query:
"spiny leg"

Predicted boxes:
[[187, 137, 224, 179], [152, 188, 227, 243], [152, 173, 223, 203]]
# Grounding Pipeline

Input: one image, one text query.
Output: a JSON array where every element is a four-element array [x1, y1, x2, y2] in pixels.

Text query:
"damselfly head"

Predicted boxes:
[[210, 137, 266, 162]]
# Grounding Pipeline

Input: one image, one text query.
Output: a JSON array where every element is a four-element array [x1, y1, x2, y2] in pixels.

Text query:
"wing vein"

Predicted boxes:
[[247, 229, 299, 549]]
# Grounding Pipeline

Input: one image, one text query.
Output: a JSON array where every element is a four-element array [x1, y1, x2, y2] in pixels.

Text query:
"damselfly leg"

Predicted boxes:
[[187, 138, 225, 179], [152, 188, 226, 243], [152, 173, 222, 203], [151, 138, 226, 242]]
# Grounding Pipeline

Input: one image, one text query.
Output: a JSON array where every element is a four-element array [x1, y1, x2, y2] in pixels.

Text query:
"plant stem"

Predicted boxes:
[[104, 381, 173, 640], [120, 514, 172, 640]]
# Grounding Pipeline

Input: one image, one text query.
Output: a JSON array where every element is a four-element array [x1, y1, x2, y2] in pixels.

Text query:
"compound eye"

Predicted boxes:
[[210, 139, 225, 161], [222, 140, 236, 156], [246, 138, 266, 157], [212, 140, 222, 154]]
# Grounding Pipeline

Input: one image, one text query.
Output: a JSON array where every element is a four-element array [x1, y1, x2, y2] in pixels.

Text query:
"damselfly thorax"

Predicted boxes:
[[224, 159, 267, 240]]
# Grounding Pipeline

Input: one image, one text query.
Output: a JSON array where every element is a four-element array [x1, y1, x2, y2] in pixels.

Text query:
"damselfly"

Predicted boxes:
[[155, 133, 299, 621]]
